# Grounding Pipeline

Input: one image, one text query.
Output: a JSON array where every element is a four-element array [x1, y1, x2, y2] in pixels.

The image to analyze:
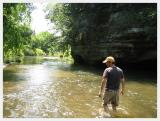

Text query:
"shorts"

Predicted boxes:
[[103, 89, 119, 107]]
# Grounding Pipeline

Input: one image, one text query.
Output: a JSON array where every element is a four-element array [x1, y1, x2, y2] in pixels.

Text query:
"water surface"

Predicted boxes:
[[3, 56, 157, 118]]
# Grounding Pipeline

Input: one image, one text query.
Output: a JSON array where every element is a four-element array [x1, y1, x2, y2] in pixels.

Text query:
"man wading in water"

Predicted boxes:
[[98, 56, 125, 117]]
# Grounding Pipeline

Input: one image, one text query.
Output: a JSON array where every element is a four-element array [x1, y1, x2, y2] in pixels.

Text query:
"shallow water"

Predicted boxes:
[[3, 56, 157, 118]]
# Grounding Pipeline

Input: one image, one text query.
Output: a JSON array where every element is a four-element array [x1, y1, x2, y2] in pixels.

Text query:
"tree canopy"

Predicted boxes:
[[3, 3, 33, 58]]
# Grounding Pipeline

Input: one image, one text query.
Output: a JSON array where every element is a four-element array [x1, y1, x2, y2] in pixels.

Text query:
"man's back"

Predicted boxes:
[[103, 66, 124, 90]]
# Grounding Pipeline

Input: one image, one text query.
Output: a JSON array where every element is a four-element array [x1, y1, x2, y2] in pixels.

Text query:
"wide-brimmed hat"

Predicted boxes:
[[102, 56, 115, 63]]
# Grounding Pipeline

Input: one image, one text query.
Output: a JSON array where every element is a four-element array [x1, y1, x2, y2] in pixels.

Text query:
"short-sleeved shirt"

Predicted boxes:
[[103, 65, 124, 90]]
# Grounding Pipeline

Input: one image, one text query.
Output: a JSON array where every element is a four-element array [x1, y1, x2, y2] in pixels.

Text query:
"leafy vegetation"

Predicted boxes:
[[3, 3, 73, 63], [3, 3, 33, 61]]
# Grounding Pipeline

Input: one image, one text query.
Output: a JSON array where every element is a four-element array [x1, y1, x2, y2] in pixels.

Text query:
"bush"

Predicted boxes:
[[24, 48, 36, 56], [35, 48, 46, 56]]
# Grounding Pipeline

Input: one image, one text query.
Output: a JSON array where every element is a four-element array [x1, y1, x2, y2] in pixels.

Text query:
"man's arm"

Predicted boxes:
[[120, 78, 125, 95], [98, 77, 107, 97]]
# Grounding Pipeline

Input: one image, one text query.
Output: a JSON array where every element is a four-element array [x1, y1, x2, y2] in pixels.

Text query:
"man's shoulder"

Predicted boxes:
[[105, 67, 112, 72], [116, 66, 123, 72], [104, 66, 123, 72]]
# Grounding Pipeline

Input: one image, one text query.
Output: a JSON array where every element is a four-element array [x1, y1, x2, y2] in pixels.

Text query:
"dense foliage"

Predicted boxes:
[[45, 4, 73, 56], [3, 3, 71, 63], [3, 3, 33, 59], [26, 32, 56, 56]]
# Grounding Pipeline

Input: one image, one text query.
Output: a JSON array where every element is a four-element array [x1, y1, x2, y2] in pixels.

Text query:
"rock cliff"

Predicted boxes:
[[69, 3, 157, 67]]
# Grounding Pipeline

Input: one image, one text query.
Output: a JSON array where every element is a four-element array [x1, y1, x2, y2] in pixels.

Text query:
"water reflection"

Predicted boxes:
[[27, 65, 50, 85]]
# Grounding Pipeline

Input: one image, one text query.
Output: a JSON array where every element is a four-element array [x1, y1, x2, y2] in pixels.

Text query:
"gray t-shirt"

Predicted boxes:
[[103, 65, 124, 90]]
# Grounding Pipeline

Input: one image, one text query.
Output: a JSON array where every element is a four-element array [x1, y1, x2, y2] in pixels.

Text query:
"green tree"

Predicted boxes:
[[28, 31, 58, 56], [45, 4, 73, 56], [3, 3, 33, 60]]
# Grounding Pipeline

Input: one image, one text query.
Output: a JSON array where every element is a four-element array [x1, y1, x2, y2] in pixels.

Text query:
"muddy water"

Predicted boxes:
[[3, 56, 157, 118]]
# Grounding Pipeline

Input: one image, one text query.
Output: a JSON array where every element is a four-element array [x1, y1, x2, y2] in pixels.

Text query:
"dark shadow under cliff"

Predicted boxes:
[[73, 58, 157, 83]]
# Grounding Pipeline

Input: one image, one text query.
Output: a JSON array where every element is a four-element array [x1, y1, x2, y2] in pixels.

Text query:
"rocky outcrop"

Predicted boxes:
[[70, 3, 157, 66]]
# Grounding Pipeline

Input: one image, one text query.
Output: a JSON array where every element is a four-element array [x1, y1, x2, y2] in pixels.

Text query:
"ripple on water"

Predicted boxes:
[[3, 57, 157, 118]]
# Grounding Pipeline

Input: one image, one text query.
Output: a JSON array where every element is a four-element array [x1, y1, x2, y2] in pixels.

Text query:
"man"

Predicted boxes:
[[98, 56, 125, 115]]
